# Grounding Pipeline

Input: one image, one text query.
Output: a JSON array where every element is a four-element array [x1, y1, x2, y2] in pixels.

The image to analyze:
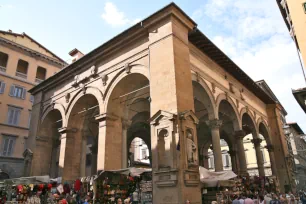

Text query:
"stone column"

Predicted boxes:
[[58, 127, 67, 178], [251, 137, 265, 177], [122, 119, 131, 168], [235, 130, 248, 176], [228, 149, 238, 174], [80, 133, 87, 177], [96, 114, 122, 172], [206, 119, 223, 172], [266, 145, 278, 176]]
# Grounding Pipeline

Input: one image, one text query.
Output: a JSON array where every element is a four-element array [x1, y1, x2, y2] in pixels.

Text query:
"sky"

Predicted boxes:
[[1, 0, 305, 131]]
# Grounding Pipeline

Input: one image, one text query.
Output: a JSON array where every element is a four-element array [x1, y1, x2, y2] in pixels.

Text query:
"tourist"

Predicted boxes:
[[265, 193, 273, 204], [239, 194, 245, 204], [245, 195, 254, 204], [186, 200, 191, 204], [233, 195, 241, 204], [300, 191, 306, 204], [253, 195, 259, 204], [259, 195, 265, 204], [280, 193, 289, 204], [271, 194, 281, 204], [117, 198, 123, 204]]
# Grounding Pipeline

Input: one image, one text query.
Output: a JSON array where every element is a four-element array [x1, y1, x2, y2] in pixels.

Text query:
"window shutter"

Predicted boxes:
[[0, 82, 5, 94], [30, 95, 34, 103], [7, 139, 14, 156], [22, 88, 26, 99], [14, 109, 21, 125], [7, 109, 14, 124], [9, 85, 15, 96]]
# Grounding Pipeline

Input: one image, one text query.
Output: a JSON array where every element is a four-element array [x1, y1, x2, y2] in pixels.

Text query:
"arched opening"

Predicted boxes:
[[0, 171, 9, 180], [192, 81, 216, 169], [242, 113, 266, 176], [258, 122, 272, 176], [36, 109, 62, 177], [207, 139, 232, 171], [128, 137, 150, 168], [106, 73, 150, 169], [66, 94, 99, 179]]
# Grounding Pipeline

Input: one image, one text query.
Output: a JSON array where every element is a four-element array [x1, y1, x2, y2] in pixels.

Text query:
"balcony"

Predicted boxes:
[[0, 66, 6, 73], [35, 78, 43, 84], [15, 71, 27, 79]]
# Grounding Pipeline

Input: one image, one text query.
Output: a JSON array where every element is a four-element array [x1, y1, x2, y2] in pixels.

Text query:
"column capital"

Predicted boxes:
[[234, 130, 245, 139], [58, 127, 67, 134], [251, 138, 262, 147], [121, 118, 132, 129], [205, 119, 222, 129], [265, 144, 274, 152]]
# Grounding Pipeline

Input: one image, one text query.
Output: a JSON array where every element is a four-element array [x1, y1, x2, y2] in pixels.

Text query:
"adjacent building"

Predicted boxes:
[[284, 122, 306, 191], [0, 30, 66, 179], [276, 0, 306, 113]]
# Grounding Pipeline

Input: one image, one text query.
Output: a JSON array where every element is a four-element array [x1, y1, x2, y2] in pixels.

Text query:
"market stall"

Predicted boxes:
[[95, 167, 152, 203]]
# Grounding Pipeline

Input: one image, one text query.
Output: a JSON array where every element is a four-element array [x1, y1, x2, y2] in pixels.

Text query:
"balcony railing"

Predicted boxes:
[[35, 78, 44, 84], [0, 66, 6, 72], [15, 71, 27, 79]]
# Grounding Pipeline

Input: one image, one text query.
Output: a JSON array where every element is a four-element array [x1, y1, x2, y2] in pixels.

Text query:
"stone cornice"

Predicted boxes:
[[0, 123, 29, 130], [0, 37, 66, 67]]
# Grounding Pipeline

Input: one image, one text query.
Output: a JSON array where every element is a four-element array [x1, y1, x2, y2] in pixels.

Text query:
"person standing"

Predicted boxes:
[[233, 195, 241, 204], [239, 194, 245, 204], [271, 194, 281, 204], [265, 193, 273, 204], [259, 195, 265, 204], [245, 195, 254, 204]]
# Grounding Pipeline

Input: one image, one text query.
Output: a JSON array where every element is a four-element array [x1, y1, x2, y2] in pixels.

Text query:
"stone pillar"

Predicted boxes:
[[60, 127, 81, 181], [251, 138, 265, 177], [58, 127, 67, 178], [80, 133, 87, 177], [96, 114, 123, 172], [235, 130, 248, 176], [228, 149, 238, 174], [148, 6, 201, 202], [206, 119, 223, 172], [266, 145, 278, 176], [122, 119, 131, 168]]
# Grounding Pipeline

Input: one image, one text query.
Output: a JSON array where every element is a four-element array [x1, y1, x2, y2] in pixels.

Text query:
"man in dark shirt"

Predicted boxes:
[[270, 194, 281, 204]]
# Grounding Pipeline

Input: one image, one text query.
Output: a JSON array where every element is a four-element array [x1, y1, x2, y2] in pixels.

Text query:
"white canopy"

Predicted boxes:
[[199, 166, 237, 187], [98, 167, 152, 178]]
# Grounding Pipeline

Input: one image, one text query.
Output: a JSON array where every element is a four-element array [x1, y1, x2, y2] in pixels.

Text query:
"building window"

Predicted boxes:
[[9, 85, 26, 99], [1, 135, 16, 156], [0, 80, 6, 94], [30, 95, 34, 103], [35, 66, 46, 83], [0, 51, 8, 72], [7, 106, 22, 125], [16, 59, 28, 79]]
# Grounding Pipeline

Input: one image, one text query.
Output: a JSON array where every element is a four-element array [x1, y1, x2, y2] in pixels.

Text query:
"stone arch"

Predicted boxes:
[[191, 76, 217, 120], [0, 164, 16, 178], [66, 86, 104, 122], [241, 111, 258, 136], [104, 64, 149, 111], [258, 120, 272, 145], [41, 102, 66, 128], [216, 93, 242, 130]]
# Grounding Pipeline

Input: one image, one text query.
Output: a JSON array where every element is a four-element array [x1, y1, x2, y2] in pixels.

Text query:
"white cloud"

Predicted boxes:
[[101, 2, 140, 27], [0, 4, 14, 9], [196, 0, 306, 130]]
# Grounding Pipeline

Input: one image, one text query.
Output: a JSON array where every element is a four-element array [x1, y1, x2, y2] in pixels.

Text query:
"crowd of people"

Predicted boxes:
[[229, 191, 306, 204]]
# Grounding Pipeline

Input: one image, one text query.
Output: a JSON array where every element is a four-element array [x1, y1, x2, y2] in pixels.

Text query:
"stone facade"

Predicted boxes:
[[27, 3, 295, 202]]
